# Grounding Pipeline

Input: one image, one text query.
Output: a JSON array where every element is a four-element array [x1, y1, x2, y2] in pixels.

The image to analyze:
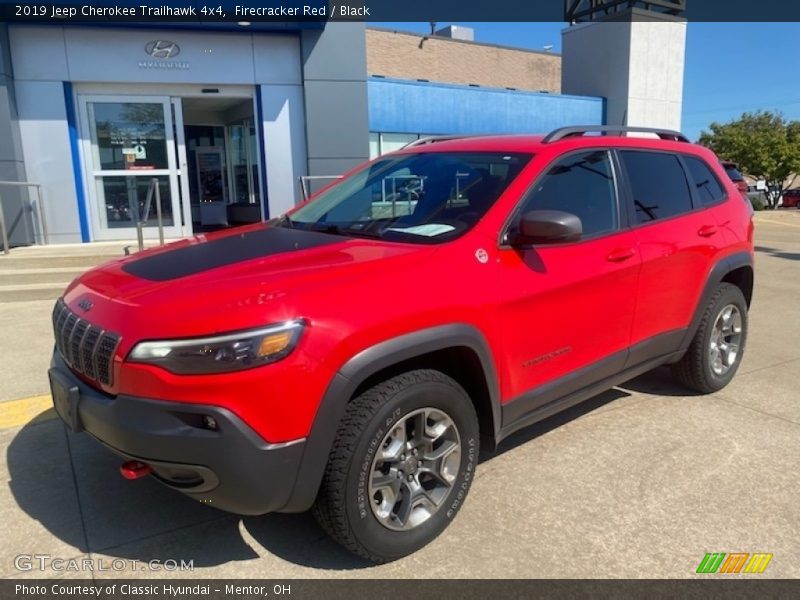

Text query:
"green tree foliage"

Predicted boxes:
[[699, 111, 800, 209]]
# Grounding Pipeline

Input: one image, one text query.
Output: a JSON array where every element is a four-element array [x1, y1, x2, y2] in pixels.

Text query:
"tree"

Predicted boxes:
[[699, 111, 800, 209]]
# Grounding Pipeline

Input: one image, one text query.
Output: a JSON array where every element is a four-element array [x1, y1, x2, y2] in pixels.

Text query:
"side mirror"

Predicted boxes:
[[509, 210, 582, 246]]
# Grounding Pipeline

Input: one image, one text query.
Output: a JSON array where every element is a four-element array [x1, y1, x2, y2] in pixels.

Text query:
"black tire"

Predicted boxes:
[[312, 369, 479, 563], [671, 283, 748, 393]]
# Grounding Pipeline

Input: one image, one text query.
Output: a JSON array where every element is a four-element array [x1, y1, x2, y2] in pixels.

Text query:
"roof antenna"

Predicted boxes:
[[420, 22, 437, 48]]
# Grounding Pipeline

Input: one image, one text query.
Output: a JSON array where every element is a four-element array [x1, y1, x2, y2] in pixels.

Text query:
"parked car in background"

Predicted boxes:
[[720, 160, 749, 195], [781, 189, 800, 208]]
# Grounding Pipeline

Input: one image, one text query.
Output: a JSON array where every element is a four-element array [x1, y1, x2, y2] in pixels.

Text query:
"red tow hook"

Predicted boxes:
[[120, 460, 152, 480]]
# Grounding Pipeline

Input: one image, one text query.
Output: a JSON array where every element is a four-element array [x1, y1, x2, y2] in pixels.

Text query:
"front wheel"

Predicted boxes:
[[671, 283, 748, 393], [312, 369, 479, 563]]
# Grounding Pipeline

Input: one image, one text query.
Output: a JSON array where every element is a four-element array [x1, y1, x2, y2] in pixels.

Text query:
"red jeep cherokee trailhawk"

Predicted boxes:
[[49, 126, 754, 562]]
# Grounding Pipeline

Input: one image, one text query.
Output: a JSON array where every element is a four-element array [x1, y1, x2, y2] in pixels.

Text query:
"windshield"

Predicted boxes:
[[285, 152, 531, 244]]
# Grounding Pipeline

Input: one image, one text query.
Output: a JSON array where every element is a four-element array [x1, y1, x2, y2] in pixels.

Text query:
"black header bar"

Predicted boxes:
[[3, 0, 800, 22]]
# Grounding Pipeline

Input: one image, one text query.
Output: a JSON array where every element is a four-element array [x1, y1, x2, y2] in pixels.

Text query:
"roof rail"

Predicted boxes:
[[543, 125, 690, 144], [402, 135, 477, 149]]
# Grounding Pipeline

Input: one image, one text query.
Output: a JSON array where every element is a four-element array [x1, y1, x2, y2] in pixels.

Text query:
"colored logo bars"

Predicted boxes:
[[696, 552, 773, 574]]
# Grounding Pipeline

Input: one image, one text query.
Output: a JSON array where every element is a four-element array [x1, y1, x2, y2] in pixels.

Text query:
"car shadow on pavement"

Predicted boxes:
[[5, 375, 661, 573], [481, 387, 631, 461], [241, 514, 374, 570], [755, 246, 800, 261], [5, 416, 376, 572], [617, 366, 701, 397]]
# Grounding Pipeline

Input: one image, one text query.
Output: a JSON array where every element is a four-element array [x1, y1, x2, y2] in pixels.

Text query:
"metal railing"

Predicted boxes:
[[381, 174, 423, 217], [298, 175, 343, 202], [0, 181, 47, 255], [135, 177, 166, 252]]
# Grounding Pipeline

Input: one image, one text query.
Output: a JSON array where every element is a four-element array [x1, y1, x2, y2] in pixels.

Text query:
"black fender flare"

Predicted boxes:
[[678, 250, 754, 353], [280, 323, 500, 513]]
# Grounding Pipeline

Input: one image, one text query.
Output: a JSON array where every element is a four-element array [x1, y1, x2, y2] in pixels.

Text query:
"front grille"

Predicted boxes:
[[52, 298, 121, 386]]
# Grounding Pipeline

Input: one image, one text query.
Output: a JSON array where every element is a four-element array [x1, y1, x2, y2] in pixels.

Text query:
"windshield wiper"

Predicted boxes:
[[273, 214, 294, 229], [306, 222, 383, 239]]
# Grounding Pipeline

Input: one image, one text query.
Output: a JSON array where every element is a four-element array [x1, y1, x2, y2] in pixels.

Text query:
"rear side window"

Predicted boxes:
[[515, 150, 618, 238], [620, 151, 693, 224], [685, 157, 727, 205], [724, 165, 744, 181]]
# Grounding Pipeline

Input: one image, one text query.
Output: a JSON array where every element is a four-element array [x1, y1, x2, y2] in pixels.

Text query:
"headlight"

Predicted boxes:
[[128, 320, 305, 374]]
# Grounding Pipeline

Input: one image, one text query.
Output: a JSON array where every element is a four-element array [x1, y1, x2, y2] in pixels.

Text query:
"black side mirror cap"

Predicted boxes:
[[508, 209, 583, 246]]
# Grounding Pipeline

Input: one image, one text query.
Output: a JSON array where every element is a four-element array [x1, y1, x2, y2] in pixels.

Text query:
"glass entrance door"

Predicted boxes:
[[226, 118, 260, 206], [178, 95, 264, 232], [79, 95, 185, 240]]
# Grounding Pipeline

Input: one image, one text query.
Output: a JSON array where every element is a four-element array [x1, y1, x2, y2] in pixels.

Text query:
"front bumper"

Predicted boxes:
[[49, 351, 306, 515]]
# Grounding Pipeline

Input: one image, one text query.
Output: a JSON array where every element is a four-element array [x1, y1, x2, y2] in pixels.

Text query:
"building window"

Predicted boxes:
[[369, 133, 381, 159], [380, 133, 420, 154], [369, 132, 438, 158]]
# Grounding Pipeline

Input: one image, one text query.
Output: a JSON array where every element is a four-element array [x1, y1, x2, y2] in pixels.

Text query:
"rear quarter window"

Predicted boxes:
[[685, 156, 727, 206], [724, 166, 744, 181], [620, 151, 693, 224]]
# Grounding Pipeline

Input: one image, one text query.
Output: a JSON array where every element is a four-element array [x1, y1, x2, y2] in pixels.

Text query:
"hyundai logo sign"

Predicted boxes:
[[144, 40, 180, 59]]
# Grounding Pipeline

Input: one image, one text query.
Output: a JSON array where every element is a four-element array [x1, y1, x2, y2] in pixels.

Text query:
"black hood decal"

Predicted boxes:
[[122, 226, 342, 281]]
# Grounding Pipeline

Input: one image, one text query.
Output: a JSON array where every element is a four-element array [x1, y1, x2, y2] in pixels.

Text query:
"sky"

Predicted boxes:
[[372, 22, 800, 141]]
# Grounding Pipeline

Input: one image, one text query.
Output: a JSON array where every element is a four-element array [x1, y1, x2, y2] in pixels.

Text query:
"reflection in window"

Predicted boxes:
[[289, 152, 531, 244], [620, 151, 693, 223], [90, 102, 168, 171], [517, 150, 618, 238], [96, 176, 174, 229], [684, 156, 726, 206]]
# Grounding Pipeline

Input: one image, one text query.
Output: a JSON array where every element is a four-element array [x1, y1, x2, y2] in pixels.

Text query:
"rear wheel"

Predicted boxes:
[[312, 369, 479, 563], [672, 283, 748, 393]]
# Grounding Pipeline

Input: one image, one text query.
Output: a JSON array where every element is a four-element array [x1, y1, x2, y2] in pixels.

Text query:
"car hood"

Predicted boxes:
[[62, 224, 436, 341]]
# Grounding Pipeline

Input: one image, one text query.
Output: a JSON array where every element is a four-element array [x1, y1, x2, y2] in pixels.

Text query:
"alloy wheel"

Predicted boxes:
[[709, 303, 743, 376], [368, 407, 461, 531]]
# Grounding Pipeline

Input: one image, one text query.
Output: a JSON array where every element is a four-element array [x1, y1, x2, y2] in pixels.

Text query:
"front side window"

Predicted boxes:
[[286, 152, 531, 244], [512, 150, 618, 239], [620, 151, 693, 224], [685, 156, 727, 206]]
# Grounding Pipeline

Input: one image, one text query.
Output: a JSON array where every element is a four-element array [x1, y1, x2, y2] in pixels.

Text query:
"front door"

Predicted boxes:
[[79, 95, 185, 240], [497, 149, 640, 407]]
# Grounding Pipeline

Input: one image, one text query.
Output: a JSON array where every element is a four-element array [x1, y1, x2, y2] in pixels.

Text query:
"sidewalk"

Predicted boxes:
[[0, 240, 177, 302], [3, 239, 178, 257]]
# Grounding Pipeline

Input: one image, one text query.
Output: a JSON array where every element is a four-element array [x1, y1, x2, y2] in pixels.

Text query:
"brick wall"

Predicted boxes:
[[366, 28, 562, 93]]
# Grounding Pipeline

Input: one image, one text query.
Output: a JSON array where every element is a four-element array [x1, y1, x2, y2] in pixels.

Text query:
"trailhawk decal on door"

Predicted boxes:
[[522, 346, 573, 368]]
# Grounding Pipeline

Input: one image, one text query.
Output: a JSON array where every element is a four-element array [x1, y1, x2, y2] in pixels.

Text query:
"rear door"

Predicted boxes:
[[618, 150, 729, 362], [683, 154, 745, 242], [496, 149, 641, 407]]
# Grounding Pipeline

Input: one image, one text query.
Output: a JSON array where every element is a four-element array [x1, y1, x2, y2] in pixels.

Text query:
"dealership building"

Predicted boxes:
[[0, 9, 686, 246]]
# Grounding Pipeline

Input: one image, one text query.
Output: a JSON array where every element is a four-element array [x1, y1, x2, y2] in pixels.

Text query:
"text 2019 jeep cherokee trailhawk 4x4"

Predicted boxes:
[[49, 126, 754, 562]]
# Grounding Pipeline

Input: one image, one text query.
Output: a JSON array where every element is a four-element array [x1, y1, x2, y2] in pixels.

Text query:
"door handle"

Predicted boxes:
[[698, 224, 718, 237], [606, 248, 636, 262]]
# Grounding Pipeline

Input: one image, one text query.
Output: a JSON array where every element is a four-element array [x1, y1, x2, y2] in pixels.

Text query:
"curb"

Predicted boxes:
[[0, 395, 57, 429]]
